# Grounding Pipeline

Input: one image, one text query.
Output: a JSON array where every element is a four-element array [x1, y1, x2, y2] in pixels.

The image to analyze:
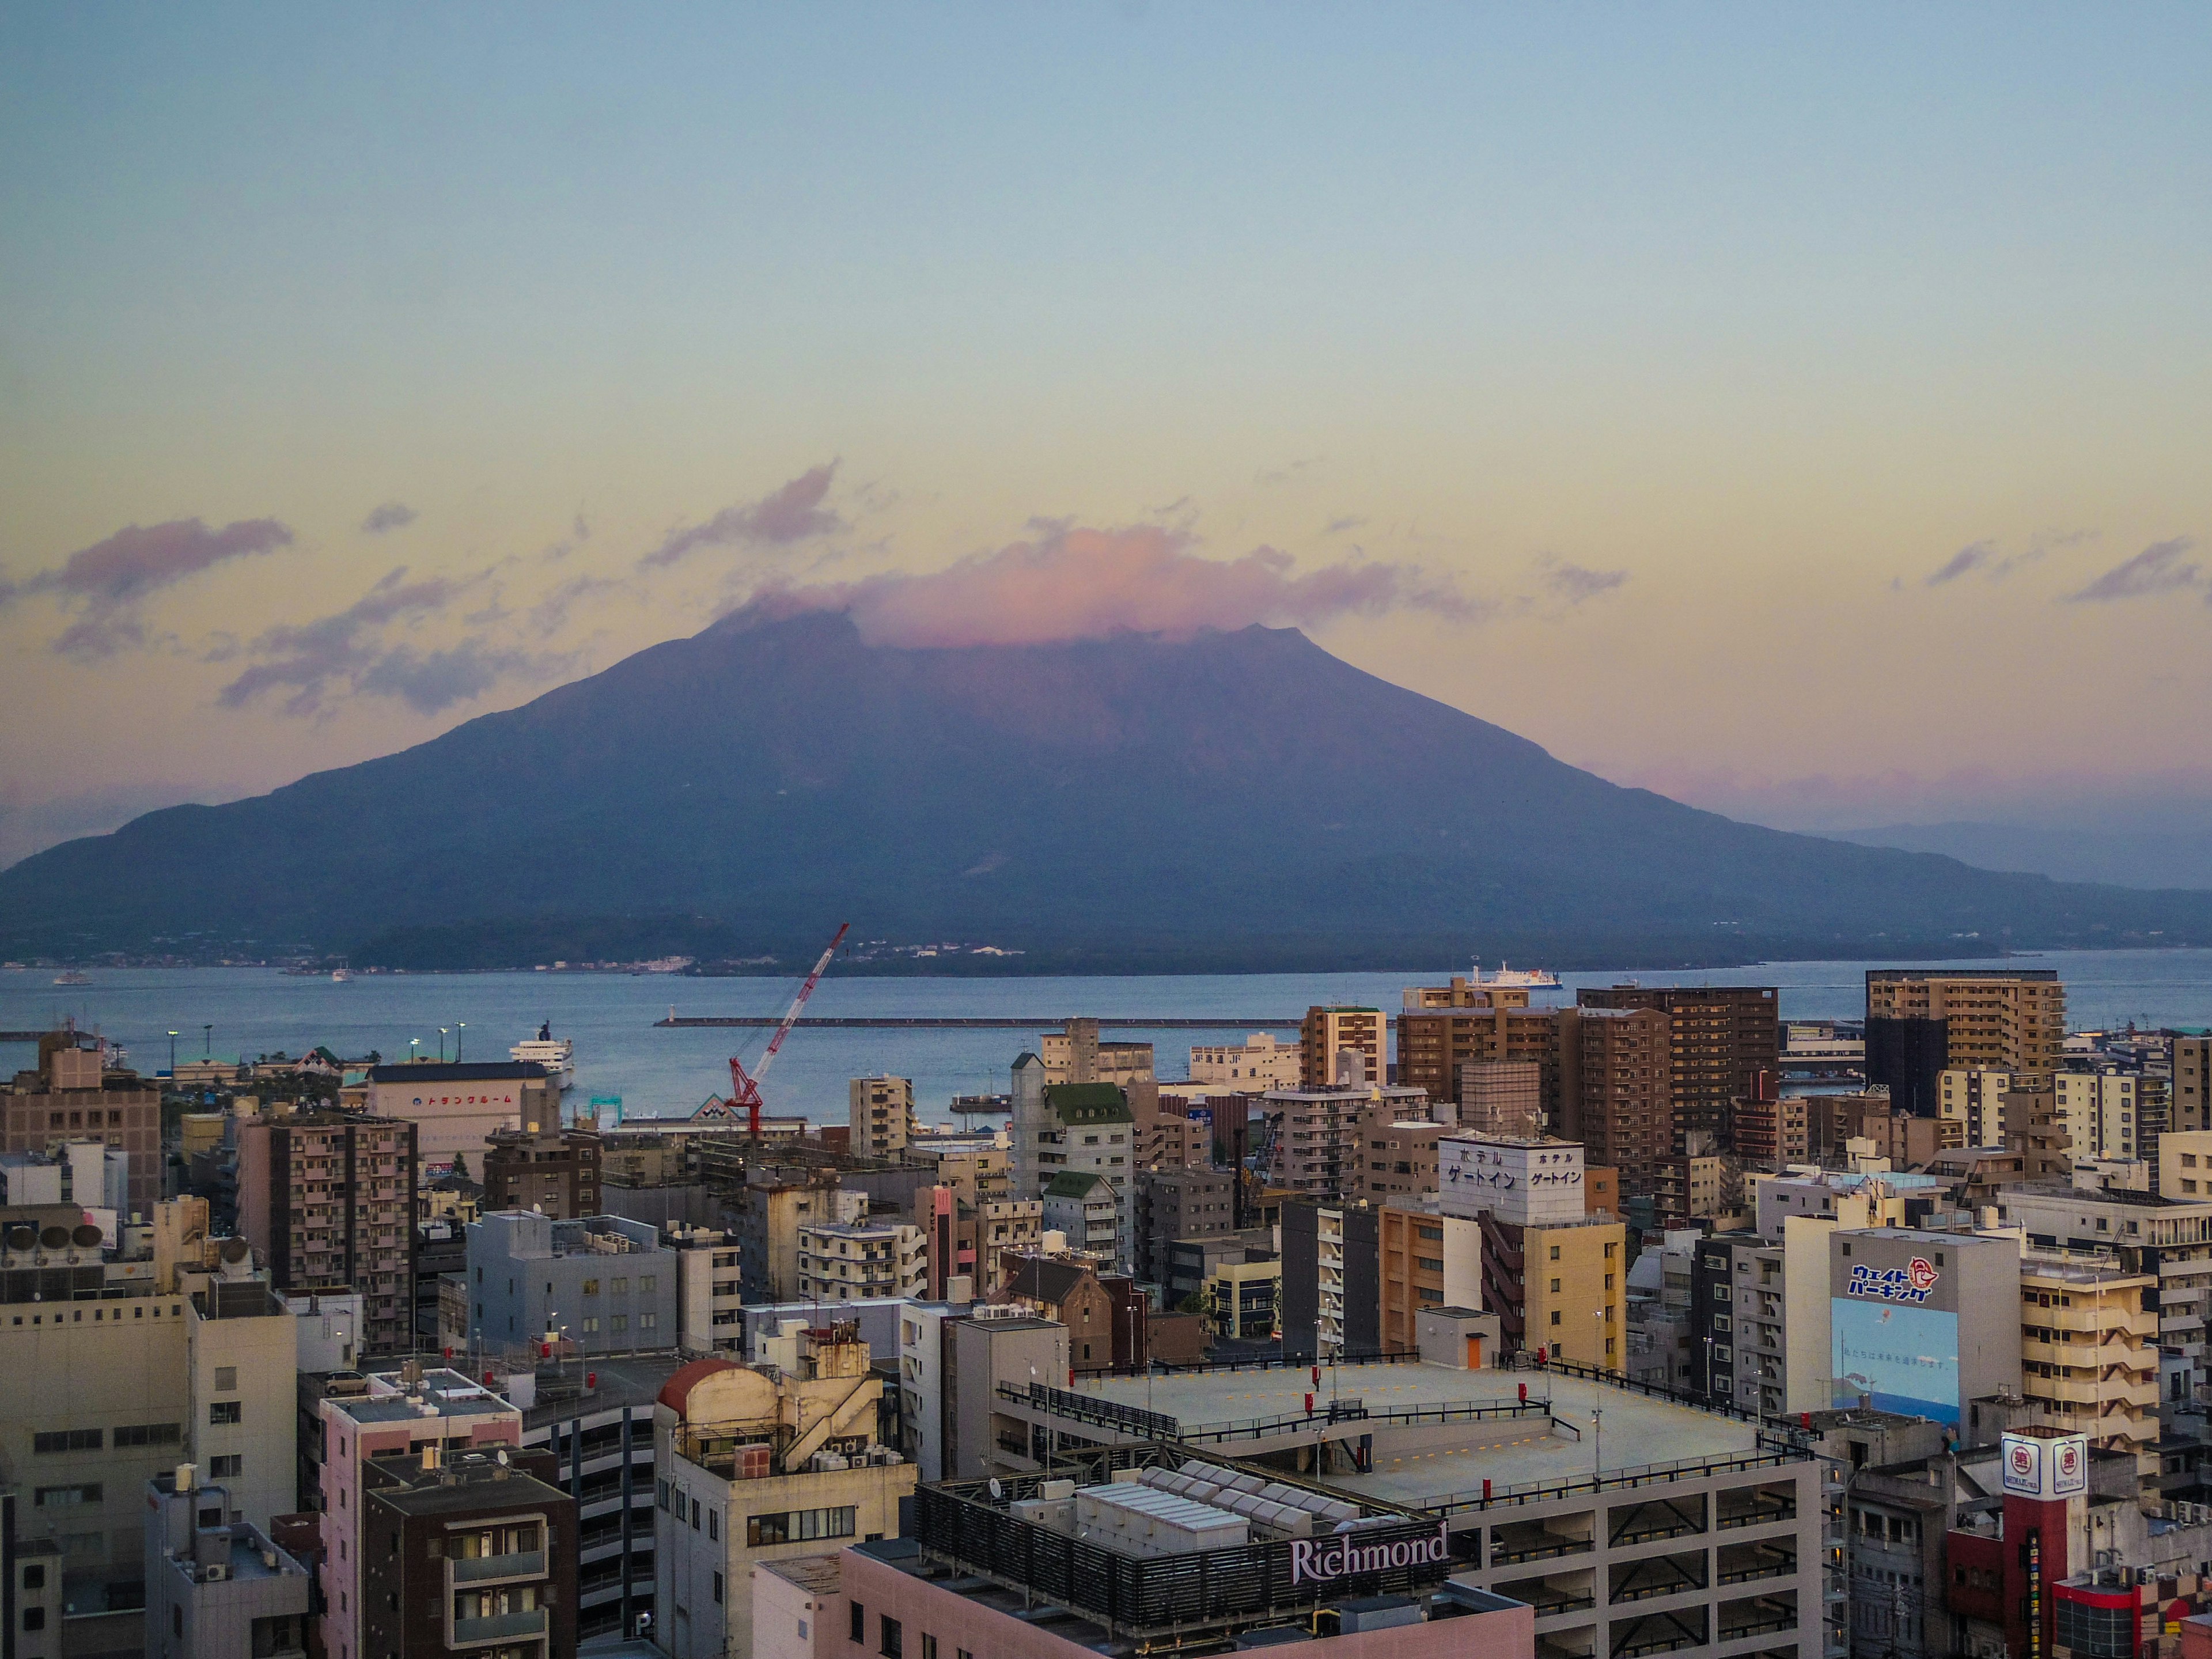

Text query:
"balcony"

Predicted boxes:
[[452, 1608, 548, 1644], [451, 1548, 546, 1586]]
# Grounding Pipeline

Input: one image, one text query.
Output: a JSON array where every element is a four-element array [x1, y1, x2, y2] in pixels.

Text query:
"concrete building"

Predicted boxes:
[[1009, 1059, 1137, 1269], [235, 1110, 418, 1355], [2056, 1067, 2143, 1161], [1260, 1074, 1430, 1200], [666, 1225, 744, 1357], [735, 1170, 851, 1305], [653, 1333, 918, 1659], [1866, 966, 2067, 1097], [1395, 1001, 1556, 1120], [847, 1077, 916, 1161], [362, 1060, 556, 1172], [1994, 1183, 2212, 1371], [1378, 1203, 1448, 1352], [2017, 1252, 2160, 1474], [1038, 1019, 1154, 1088], [2, 1030, 161, 1222], [1357, 1107, 1443, 1205], [1210, 1252, 1281, 1341], [794, 1218, 926, 1304], [142, 1472, 311, 1659], [1039, 1170, 1118, 1257], [1554, 1005, 1674, 1202], [1938, 1067, 2013, 1146], [1298, 1005, 1386, 1089], [1576, 983, 1781, 1154], [316, 1367, 527, 1659], [1732, 1089, 1811, 1170], [2181, 1036, 2211, 1134], [467, 1212, 679, 1358], [480, 1123, 603, 1219], [986, 1355, 1825, 1658], [1828, 1229, 2023, 1425], [1133, 1166, 1233, 1287], [1186, 1032, 1301, 1090], [2162, 1128, 2212, 1200], [1459, 1059, 1543, 1137]]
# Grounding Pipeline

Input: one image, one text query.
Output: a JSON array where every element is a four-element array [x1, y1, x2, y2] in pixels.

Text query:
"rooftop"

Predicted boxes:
[[759, 1553, 843, 1597], [368, 1061, 549, 1082], [327, 1367, 519, 1425], [363, 1450, 569, 1516]]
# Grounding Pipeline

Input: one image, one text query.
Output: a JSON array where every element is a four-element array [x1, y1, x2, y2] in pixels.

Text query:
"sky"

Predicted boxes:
[[3, 5, 2209, 877]]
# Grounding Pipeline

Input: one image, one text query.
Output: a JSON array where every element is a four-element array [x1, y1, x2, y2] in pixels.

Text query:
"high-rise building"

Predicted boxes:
[[847, 1076, 917, 1160], [2055, 1070, 2142, 1161], [796, 1217, 927, 1303], [1377, 1204, 1448, 1353], [235, 1111, 419, 1355], [1355, 1105, 1444, 1205], [2017, 1253, 2159, 1475], [1258, 1077, 1430, 1199], [1575, 984, 1780, 1153], [2179, 1036, 2211, 1133], [1437, 1134, 1626, 1367], [481, 1122, 603, 1218], [1297, 1006, 1385, 1089], [1393, 1005, 1556, 1117], [1459, 1059, 1543, 1136], [1008, 1056, 1137, 1270], [1937, 1067, 2013, 1147], [1866, 967, 2067, 1096], [1134, 1167, 1234, 1288], [1554, 1006, 1673, 1202], [3, 1028, 161, 1219]]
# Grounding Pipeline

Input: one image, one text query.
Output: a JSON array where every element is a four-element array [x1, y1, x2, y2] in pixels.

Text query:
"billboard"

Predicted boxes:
[[1831, 1297, 1962, 1423], [2003, 1431, 2090, 1499]]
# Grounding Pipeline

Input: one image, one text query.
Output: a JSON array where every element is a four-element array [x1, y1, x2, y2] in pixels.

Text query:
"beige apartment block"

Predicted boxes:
[[2180, 1037, 2211, 1134], [2162, 1131, 2212, 1201], [2056, 1070, 2143, 1161], [1867, 969, 2067, 1083], [1938, 1068, 2014, 1148], [1187, 1032, 1302, 1090], [1298, 1006, 1386, 1089], [847, 1076, 916, 1160], [2018, 1253, 2160, 1476], [1039, 1018, 1154, 1088]]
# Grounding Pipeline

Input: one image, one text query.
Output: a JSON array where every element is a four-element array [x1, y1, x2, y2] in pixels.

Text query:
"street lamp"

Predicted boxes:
[[439, 1027, 449, 1063], [456, 1022, 466, 1062], [202, 1023, 212, 1060], [1703, 1335, 1715, 1402], [168, 1031, 179, 1074], [409, 1038, 421, 1063]]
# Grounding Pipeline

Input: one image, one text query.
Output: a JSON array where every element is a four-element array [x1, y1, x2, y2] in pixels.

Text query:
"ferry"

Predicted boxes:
[[331, 968, 354, 983], [511, 1022, 575, 1092], [52, 970, 91, 986], [1470, 960, 1561, 990]]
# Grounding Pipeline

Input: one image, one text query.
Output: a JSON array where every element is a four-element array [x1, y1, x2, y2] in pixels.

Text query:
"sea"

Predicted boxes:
[[5, 948, 2209, 1131]]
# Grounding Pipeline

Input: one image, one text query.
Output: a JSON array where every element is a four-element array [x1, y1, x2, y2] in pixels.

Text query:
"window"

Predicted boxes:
[[213, 1366, 237, 1391], [922, 1636, 938, 1659], [611, 1277, 628, 1294], [22, 1566, 44, 1590], [25, 1608, 46, 1633], [642, 1276, 657, 1293], [1550, 1278, 1560, 1294], [749, 1507, 857, 1547], [210, 1402, 243, 1426], [611, 1315, 627, 1333], [1549, 1310, 1561, 1327], [851, 1602, 866, 1642], [32, 1429, 101, 1454], [1548, 1245, 1560, 1261], [583, 1278, 600, 1295], [880, 1615, 904, 1658], [713, 1571, 724, 1604], [113, 1423, 182, 1449], [641, 1312, 657, 1330], [709, 1509, 719, 1541], [33, 1484, 101, 1508], [210, 1455, 244, 1478], [658, 1479, 671, 1511]]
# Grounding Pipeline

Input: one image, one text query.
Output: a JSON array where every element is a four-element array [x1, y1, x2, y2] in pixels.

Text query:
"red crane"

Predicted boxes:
[[726, 922, 850, 1137]]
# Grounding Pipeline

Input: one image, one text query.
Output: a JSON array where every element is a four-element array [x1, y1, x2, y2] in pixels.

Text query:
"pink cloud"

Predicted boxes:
[[736, 523, 1486, 647], [1, 516, 294, 660]]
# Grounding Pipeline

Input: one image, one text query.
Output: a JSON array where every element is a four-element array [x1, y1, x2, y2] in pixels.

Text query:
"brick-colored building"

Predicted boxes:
[[1555, 1006, 1674, 1202], [1134, 1167, 1234, 1287], [237, 1111, 419, 1354], [1866, 967, 2067, 1091], [3, 1028, 161, 1218], [1395, 1006, 1558, 1119], [1298, 1006, 1386, 1089], [1377, 1204, 1447, 1353], [1575, 983, 1779, 1154], [1356, 1107, 1442, 1205], [481, 1123, 602, 1218]]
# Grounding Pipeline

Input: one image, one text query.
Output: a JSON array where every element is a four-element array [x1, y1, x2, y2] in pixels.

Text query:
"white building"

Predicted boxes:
[[2057, 1069, 2141, 1160], [795, 1219, 926, 1302], [668, 1225, 745, 1356], [1938, 1068, 2013, 1147], [1009, 1054, 1135, 1270], [1187, 1032, 1302, 1090]]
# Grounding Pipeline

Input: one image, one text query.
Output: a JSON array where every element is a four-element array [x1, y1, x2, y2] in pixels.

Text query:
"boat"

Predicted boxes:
[[331, 968, 354, 983], [1471, 960, 1561, 990], [52, 970, 90, 986], [511, 1022, 575, 1092]]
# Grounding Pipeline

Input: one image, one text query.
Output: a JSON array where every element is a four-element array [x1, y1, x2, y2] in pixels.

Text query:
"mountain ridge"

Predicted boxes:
[[3, 610, 2207, 968]]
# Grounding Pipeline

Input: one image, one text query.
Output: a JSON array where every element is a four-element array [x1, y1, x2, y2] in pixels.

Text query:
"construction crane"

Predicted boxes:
[[726, 922, 850, 1138]]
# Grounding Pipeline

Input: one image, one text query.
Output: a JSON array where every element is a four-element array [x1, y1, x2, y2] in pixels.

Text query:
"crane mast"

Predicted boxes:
[[726, 922, 850, 1137]]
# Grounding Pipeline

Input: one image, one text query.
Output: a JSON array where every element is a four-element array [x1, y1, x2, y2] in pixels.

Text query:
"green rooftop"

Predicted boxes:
[[1044, 1082, 1133, 1125]]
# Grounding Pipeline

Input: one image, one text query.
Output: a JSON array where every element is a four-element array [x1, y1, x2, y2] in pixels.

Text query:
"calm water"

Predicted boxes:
[[5, 949, 2208, 1128]]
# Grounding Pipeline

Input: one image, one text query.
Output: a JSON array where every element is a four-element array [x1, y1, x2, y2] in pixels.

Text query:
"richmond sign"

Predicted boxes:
[[1289, 1521, 1452, 1585]]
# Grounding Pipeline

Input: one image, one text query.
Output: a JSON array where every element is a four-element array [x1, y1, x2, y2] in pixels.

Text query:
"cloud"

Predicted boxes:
[[354, 640, 545, 714], [2065, 537, 2201, 603], [0, 517, 293, 660], [218, 567, 466, 715], [641, 463, 843, 569], [361, 501, 418, 535], [1539, 559, 1628, 604], [1925, 539, 1999, 586], [731, 523, 1488, 649]]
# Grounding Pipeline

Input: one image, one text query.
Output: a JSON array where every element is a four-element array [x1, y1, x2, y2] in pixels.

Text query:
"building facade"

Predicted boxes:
[[481, 1124, 603, 1219], [235, 1110, 419, 1355], [1298, 1006, 1386, 1089], [1576, 983, 1781, 1153], [1554, 1006, 1674, 1201], [363, 1060, 556, 1172], [467, 1212, 679, 1358], [3, 1031, 161, 1219], [847, 1077, 916, 1161]]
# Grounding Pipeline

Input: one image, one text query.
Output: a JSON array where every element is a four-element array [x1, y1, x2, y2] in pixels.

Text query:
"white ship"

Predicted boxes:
[[511, 1022, 574, 1092], [52, 970, 91, 986], [1470, 960, 1562, 990], [331, 968, 354, 983]]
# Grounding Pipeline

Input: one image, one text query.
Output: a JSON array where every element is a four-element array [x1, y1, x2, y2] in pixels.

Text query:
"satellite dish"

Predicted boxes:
[[987, 1479, 1003, 1501]]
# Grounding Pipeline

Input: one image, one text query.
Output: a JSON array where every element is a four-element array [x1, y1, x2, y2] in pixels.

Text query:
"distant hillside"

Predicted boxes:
[[4, 610, 2208, 968]]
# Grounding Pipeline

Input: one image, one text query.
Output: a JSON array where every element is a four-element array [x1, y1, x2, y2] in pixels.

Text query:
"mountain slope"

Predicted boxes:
[[4, 611, 2206, 967]]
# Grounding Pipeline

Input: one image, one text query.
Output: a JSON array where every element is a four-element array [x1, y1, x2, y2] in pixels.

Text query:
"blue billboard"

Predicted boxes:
[[1831, 1298, 1961, 1423]]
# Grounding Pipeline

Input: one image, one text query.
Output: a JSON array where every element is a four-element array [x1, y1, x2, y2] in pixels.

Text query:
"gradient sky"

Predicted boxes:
[[3, 5, 2209, 869]]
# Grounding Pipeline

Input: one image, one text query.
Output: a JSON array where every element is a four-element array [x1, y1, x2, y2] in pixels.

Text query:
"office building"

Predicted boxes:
[[316, 1366, 528, 1659], [468, 1211, 677, 1357], [1554, 1005, 1673, 1200], [1133, 1166, 1233, 1288], [1186, 1032, 1301, 1090], [1298, 1006, 1386, 1089], [847, 1077, 916, 1161], [3, 1029, 161, 1219], [480, 1123, 603, 1219], [142, 1471, 312, 1659], [1576, 983, 1781, 1152], [1394, 1002, 1556, 1118], [1828, 1230, 2022, 1423], [362, 1060, 556, 1172], [1866, 967, 2067, 1103], [985, 1352, 1825, 1658], [235, 1110, 418, 1355], [653, 1332, 919, 1659], [1038, 1019, 1154, 1088], [794, 1218, 926, 1304]]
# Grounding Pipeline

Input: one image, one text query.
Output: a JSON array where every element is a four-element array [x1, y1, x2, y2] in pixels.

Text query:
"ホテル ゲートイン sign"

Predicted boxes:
[[1289, 1521, 1450, 1585]]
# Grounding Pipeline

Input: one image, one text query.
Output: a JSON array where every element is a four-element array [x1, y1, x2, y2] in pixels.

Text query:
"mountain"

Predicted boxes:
[[1823, 819, 2212, 893], [5, 610, 2209, 969]]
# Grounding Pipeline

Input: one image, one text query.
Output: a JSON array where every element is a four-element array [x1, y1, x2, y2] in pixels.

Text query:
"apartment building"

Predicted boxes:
[[1187, 1032, 1302, 1090], [667, 1225, 744, 1358], [481, 1123, 603, 1219], [1279, 1200, 1379, 1359], [735, 1171, 853, 1305], [2180, 1036, 2211, 1133], [1994, 1183, 2212, 1370], [362, 1059, 556, 1171], [1938, 1067, 2013, 1147], [1298, 1006, 1386, 1089], [794, 1218, 926, 1304], [1009, 1057, 1136, 1270], [655, 1334, 918, 1659], [468, 1211, 679, 1357], [847, 1077, 916, 1160], [1866, 967, 2067, 1102], [1261, 1078, 1430, 1200], [361, 1447, 578, 1659], [1394, 1003, 1556, 1117], [1554, 1005, 1673, 1201], [1732, 1090, 1809, 1169], [2055, 1069, 2143, 1161], [2017, 1253, 2160, 1474], [1133, 1166, 1233, 1287], [235, 1110, 418, 1354], [1355, 1107, 1442, 1205], [1576, 983, 1781, 1153], [1377, 1204, 1448, 1353], [3, 1029, 161, 1219], [1038, 1019, 1154, 1088]]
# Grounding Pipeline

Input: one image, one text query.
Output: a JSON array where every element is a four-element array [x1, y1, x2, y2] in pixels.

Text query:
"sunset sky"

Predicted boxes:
[[4, 6, 2208, 873]]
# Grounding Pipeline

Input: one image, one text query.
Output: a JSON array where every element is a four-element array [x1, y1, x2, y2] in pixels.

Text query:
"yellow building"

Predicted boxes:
[[847, 1075, 917, 1159], [2017, 1253, 2160, 1476], [1298, 1006, 1387, 1089], [2161, 1130, 2212, 1200], [1478, 1215, 1626, 1369], [1937, 1068, 2013, 1148]]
